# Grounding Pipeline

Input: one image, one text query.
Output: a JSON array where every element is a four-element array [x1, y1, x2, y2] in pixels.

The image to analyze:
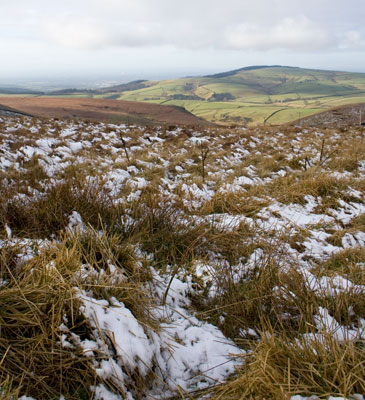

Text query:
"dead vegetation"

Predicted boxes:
[[0, 114, 364, 399], [0, 97, 211, 126]]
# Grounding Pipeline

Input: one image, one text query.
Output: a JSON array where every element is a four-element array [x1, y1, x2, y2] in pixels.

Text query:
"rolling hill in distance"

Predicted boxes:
[[2, 65, 365, 125]]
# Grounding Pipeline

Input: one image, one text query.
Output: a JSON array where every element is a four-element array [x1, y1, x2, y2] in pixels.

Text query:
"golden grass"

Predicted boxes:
[[201, 191, 269, 217], [263, 172, 352, 206], [0, 251, 95, 399], [1, 175, 118, 238], [313, 247, 365, 285], [211, 333, 365, 399], [0, 229, 156, 399]]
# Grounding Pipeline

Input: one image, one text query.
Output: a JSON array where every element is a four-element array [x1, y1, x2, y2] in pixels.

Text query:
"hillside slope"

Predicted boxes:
[[95, 66, 365, 125], [0, 96, 210, 126], [289, 102, 365, 127]]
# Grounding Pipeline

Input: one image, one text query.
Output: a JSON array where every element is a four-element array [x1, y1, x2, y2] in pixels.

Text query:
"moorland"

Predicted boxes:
[[0, 104, 364, 399]]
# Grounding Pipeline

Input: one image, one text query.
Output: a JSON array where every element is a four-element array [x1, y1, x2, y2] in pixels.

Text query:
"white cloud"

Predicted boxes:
[[340, 30, 365, 49], [2, 0, 365, 78], [42, 18, 170, 49], [3, 0, 364, 53], [43, 18, 110, 49], [224, 16, 331, 51], [42, 14, 333, 53]]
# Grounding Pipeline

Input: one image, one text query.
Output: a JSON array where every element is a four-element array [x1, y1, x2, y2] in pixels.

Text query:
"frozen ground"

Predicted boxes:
[[0, 116, 364, 399]]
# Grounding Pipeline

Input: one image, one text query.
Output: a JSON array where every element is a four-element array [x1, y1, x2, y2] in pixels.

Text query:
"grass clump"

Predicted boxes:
[[127, 192, 209, 269], [0, 229, 156, 399], [348, 213, 365, 230], [210, 333, 365, 399], [313, 247, 365, 285], [192, 242, 316, 341], [202, 191, 269, 217], [0, 253, 95, 399], [267, 172, 350, 206], [73, 229, 154, 324], [2, 176, 117, 238]]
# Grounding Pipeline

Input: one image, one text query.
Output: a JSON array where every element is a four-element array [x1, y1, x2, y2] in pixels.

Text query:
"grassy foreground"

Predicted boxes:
[[0, 114, 364, 399]]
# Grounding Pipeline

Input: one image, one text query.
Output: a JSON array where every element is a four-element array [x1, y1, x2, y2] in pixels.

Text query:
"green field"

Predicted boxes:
[[107, 66, 365, 125], [4, 66, 365, 125]]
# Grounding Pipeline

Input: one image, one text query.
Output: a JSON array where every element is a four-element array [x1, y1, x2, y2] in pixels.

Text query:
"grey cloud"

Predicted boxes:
[[339, 31, 365, 50], [224, 16, 333, 51], [2, 0, 364, 53], [41, 14, 335, 52], [2, 0, 365, 79]]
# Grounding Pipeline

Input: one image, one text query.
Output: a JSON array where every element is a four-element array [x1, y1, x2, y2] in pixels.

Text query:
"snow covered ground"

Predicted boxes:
[[0, 116, 364, 399]]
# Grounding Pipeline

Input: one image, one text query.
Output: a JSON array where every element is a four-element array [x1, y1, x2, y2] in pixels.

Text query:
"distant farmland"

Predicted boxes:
[[91, 66, 365, 125]]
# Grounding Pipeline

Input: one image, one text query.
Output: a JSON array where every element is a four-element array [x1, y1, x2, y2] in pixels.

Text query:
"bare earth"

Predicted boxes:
[[0, 97, 210, 126]]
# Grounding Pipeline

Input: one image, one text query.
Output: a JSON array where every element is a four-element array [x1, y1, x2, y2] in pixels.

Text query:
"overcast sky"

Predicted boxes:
[[1, 0, 365, 85]]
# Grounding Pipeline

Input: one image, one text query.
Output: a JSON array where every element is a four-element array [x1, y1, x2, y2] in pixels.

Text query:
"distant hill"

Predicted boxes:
[[204, 65, 283, 78], [96, 80, 148, 94], [48, 81, 148, 97], [0, 86, 44, 95], [47, 88, 95, 96], [53, 65, 364, 126], [4, 66, 365, 125]]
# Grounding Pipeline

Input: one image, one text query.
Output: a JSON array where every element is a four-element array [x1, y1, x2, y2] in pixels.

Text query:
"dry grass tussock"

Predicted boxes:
[[0, 230, 155, 399], [211, 333, 364, 399], [198, 254, 365, 398]]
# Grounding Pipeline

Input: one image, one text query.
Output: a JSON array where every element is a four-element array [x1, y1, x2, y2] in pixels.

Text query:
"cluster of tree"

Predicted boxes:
[[170, 94, 202, 100], [97, 80, 148, 94], [209, 93, 235, 101], [47, 88, 95, 96], [0, 87, 44, 95]]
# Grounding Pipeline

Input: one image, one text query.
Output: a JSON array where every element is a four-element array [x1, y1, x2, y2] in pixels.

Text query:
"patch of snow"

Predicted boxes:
[[68, 141, 83, 152], [314, 307, 363, 341], [67, 211, 86, 234]]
